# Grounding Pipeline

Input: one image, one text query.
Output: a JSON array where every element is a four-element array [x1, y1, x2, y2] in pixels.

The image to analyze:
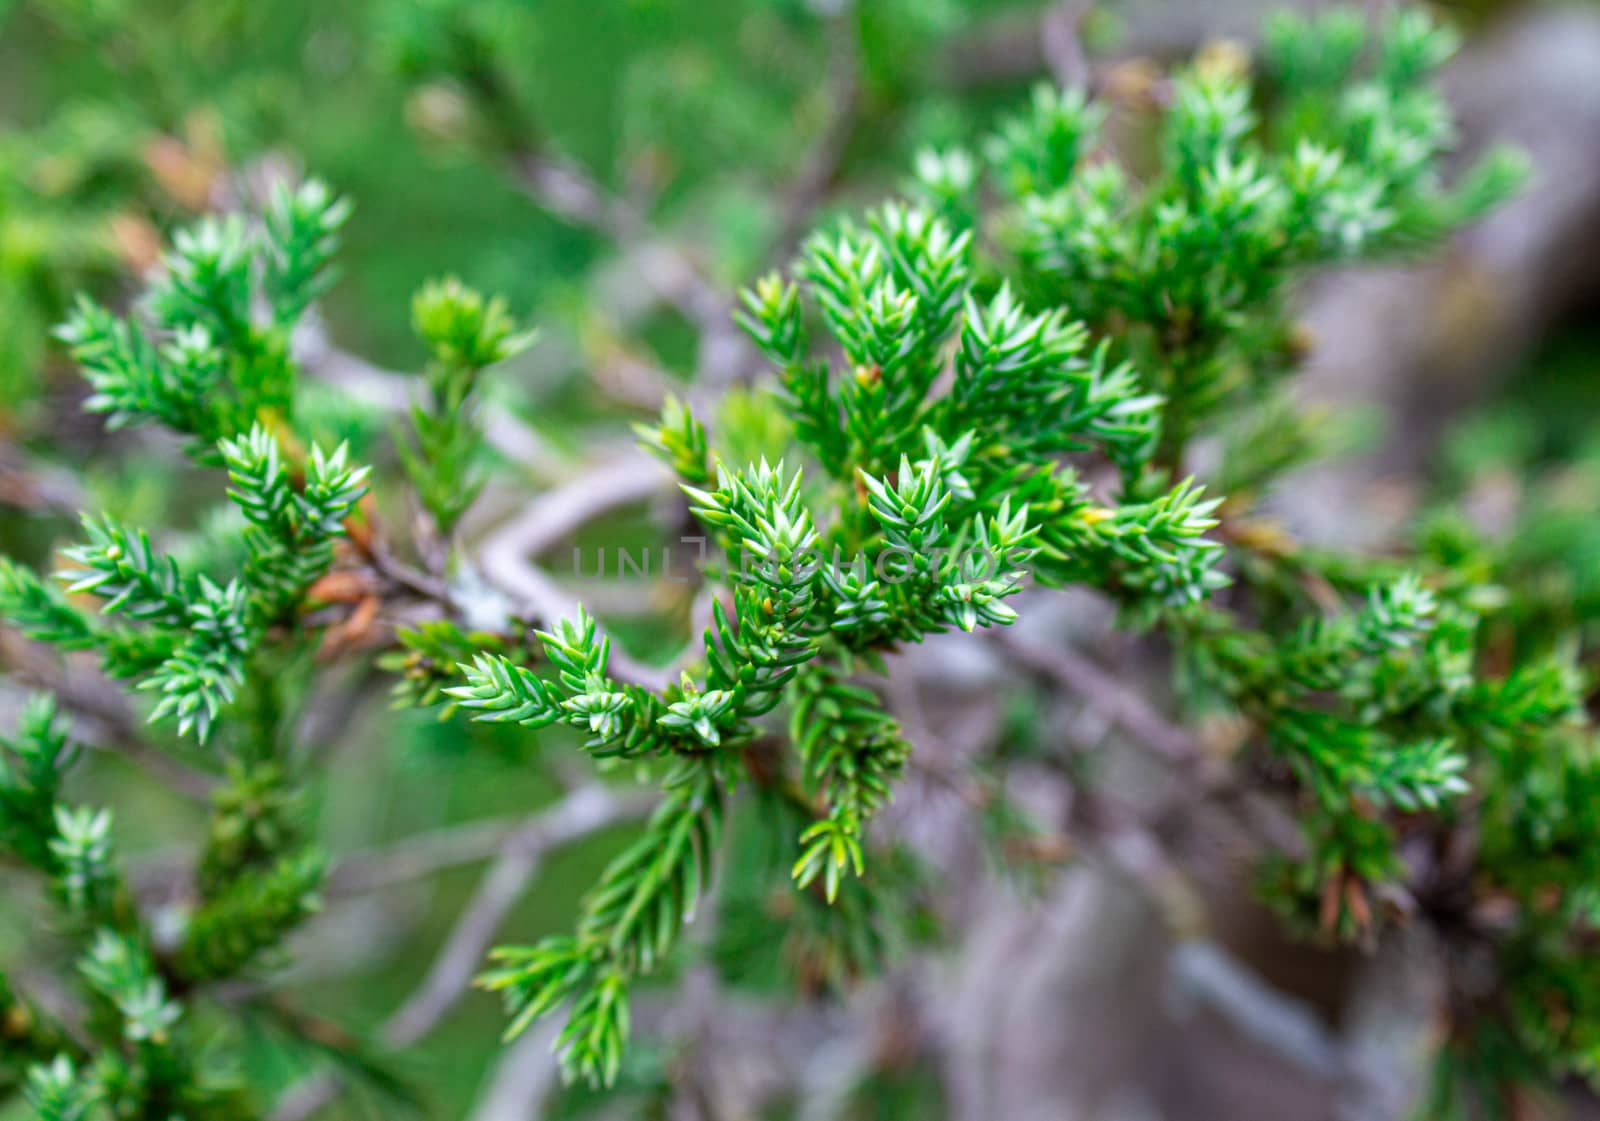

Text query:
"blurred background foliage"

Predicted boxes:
[[0, 0, 1037, 386]]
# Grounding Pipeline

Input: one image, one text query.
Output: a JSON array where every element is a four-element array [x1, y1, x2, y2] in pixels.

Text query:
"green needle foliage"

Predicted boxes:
[[1, 7, 1595, 1119], [43, 420, 369, 744], [449, 10, 1576, 1109], [57, 180, 351, 457], [1, 185, 377, 1116], [401, 276, 535, 538], [8, 178, 370, 746], [0, 698, 253, 1117], [455, 436, 1035, 1078]]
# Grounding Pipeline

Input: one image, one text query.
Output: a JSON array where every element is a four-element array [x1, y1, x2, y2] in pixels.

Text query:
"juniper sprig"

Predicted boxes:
[[2, 184, 375, 1118], [448, 12, 1581, 1109]]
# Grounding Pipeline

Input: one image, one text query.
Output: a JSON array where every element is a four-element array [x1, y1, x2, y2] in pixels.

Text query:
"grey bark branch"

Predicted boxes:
[[270, 785, 654, 1121], [475, 451, 678, 690], [0, 646, 217, 800], [328, 787, 656, 898], [991, 628, 1198, 764], [465, 1019, 563, 1121], [381, 784, 654, 1047], [510, 153, 749, 388]]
